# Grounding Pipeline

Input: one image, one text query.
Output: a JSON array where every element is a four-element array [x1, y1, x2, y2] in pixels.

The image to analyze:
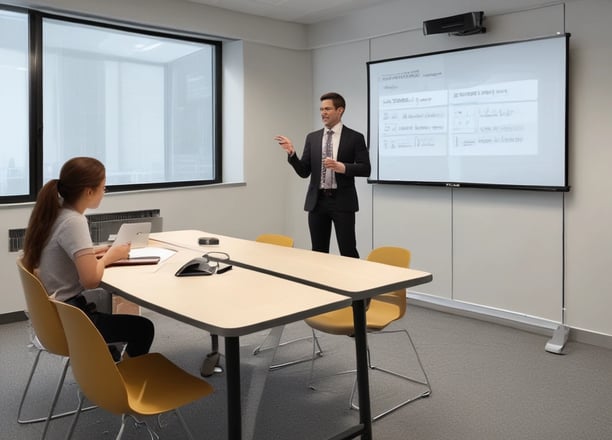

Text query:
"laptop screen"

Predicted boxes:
[[112, 222, 151, 249]]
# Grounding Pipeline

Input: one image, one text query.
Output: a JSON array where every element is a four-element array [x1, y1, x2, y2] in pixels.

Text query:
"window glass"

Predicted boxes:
[[0, 10, 29, 197], [42, 19, 217, 187]]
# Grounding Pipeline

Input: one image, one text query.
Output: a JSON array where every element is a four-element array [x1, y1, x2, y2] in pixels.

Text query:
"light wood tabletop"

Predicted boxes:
[[150, 230, 433, 300], [103, 230, 433, 440]]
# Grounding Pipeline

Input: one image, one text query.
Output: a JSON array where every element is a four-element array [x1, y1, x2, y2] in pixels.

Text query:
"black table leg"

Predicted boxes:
[[225, 336, 242, 440], [352, 299, 372, 439]]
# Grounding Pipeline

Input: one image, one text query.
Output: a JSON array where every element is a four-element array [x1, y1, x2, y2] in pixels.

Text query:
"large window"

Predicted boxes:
[[0, 9, 221, 202], [0, 9, 29, 199]]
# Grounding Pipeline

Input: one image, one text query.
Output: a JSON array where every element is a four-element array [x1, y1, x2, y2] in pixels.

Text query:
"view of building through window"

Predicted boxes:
[[0, 8, 220, 201], [0, 10, 29, 198], [42, 19, 217, 188]]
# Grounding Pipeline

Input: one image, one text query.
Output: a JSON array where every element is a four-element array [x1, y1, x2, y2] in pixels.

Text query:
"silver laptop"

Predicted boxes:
[[112, 222, 151, 249]]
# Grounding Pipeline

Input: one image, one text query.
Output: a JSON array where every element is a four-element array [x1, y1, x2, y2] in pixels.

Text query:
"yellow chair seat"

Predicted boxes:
[[305, 297, 402, 335], [119, 353, 213, 416], [364, 299, 402, 330], [305, 307, 355, 335]]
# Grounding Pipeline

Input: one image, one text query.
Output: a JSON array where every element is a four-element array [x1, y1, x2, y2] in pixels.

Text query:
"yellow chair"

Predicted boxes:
[[304, 246, 432, 421], [254, 233, 294, 248], [16, 259, 97, 439], [250, 234, 324, 370], [53, 299, 214, 439]]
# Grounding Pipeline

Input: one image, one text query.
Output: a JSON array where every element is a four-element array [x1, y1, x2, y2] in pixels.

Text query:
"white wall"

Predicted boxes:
[[3, 0, 612, 341], [308, 0, 612, 338], [368, 5, 566, 324], [564, 0, 612, 336]]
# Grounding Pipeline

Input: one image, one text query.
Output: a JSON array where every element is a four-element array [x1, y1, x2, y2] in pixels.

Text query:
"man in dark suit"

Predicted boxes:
[[275, 92, 371, 258]]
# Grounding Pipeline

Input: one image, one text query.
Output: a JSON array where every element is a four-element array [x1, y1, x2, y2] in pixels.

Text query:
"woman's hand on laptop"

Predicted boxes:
[[103, 243, 131, 265]]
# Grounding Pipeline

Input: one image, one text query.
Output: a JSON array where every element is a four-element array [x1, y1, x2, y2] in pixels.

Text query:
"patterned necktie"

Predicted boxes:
[[321, 129, 334, 189]]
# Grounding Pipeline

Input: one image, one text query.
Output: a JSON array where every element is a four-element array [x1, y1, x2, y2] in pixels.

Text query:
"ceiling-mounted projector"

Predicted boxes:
[[423, 11, 486, 36]]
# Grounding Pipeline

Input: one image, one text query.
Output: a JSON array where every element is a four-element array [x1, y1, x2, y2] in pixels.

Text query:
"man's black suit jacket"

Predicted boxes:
[[288, 125, 371, 212]]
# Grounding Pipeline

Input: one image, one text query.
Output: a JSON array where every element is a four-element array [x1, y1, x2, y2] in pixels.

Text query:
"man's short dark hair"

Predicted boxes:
[[320, 92, 346, 111]]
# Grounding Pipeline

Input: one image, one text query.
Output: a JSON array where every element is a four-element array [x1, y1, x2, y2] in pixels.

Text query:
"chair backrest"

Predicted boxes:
[[256, 233, 294, 248], [16, 259, 69, 356], [367, 246, 411, 320], [53, 300, 130, 415]]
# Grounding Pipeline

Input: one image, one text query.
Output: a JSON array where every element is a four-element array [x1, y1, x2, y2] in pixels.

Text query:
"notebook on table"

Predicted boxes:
[[106, 256, 161, 267]]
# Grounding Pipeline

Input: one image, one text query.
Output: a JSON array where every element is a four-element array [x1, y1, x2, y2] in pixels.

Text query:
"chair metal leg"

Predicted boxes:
[[118, 414, 159, 440], [175, 409, 195, 440], [141, 418, 160, 440], [17, 347, 44, 423], [270, 333, 323, 370], [308, 327, 431, 420], [350, 328, 432, 421], [308, 329, 329, 389], [252, 328, 278, 355], [116, 415, 127, 440], [18, 349, 97, 432], [65, 390, 85, 440], [253, 326, 313, 355], [254, 326, 323, 371], [41, 356, 70, 439]]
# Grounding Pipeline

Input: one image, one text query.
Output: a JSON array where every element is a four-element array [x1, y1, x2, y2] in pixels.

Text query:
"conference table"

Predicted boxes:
[[102, 230, 433, 440]]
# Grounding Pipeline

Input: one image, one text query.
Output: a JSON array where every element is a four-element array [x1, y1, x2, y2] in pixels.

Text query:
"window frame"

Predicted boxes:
[[0, 7, 222, 204], [0, 5, 33, 204]]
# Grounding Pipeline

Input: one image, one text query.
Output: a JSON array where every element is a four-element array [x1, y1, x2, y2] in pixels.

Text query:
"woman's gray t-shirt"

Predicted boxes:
[[38, 208, 93, 301]]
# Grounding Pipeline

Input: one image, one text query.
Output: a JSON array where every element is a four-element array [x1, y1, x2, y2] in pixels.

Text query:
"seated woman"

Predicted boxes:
[[22, 157, 154, 357]]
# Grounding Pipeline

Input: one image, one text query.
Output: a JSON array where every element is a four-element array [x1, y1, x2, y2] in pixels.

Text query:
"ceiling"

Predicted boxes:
[[181, 0, 555, 25], [184, 0, 403, 24]]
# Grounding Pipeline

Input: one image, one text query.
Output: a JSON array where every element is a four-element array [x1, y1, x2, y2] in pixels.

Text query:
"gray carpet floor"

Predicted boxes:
[[1, 303, 612, 440]]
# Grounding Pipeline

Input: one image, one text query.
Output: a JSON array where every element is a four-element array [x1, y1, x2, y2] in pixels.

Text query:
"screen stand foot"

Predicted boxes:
[[545, 325, 570, 354]]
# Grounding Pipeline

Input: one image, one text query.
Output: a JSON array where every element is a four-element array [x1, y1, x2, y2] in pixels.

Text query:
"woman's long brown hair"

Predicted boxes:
[[22, 157, 105, 271]]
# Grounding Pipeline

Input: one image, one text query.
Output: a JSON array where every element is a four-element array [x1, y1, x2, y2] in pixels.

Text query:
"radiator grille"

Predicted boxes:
[[8, 209, 162, 252], [88, 209, 162, 244], [8, 228, 26, 253], [86, 209, 161, 224]]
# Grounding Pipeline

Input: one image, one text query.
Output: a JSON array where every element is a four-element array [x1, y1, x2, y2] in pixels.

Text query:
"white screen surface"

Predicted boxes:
[[367, 34, 569, 190]]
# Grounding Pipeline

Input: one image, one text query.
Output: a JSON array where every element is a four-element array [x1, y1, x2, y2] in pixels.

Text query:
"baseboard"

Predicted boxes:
[[0, 311, 28, 325], [406, 292, 612, 350], [5, 293, 611, 350], [569, 327, 612, 350]]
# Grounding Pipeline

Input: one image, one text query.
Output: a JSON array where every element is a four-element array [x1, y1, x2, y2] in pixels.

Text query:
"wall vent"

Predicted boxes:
[[8, 209, 162, 252], [86, 209, 161, 224], [87, 209, 162, 244], [8, 228, 26, 253]]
